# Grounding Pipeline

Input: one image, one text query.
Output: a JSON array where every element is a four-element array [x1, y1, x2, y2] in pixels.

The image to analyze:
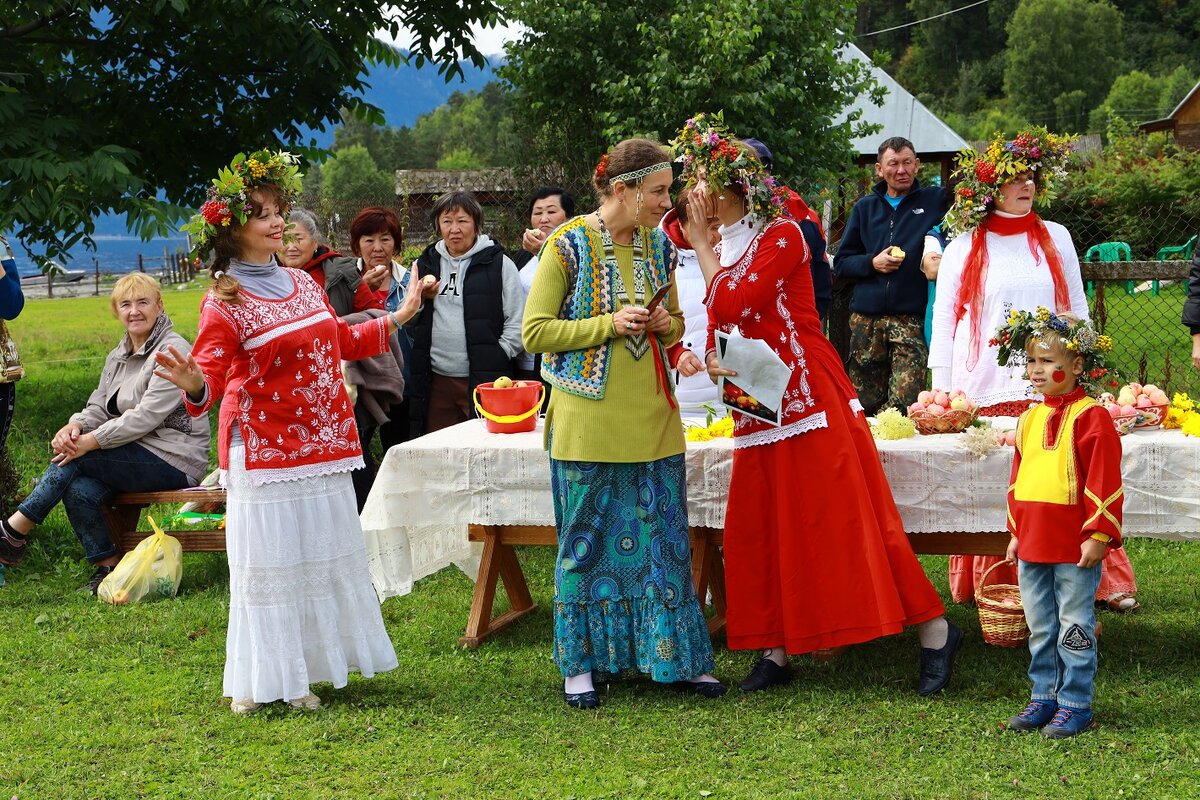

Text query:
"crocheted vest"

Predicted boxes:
[[541, 217, 672, 399]]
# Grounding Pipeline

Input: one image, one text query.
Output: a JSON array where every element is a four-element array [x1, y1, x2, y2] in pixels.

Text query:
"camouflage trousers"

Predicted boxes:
[[847, 313, 928, 416]]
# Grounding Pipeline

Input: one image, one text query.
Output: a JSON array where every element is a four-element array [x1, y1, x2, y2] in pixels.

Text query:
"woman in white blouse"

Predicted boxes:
[[929, 138, 1138, 611]]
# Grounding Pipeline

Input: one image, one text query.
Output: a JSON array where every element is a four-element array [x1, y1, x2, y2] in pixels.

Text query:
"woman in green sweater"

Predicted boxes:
[[522, 138, 724, 709]]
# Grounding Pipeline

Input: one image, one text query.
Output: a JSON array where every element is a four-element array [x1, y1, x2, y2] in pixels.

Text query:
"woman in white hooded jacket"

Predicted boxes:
[[408, 191, 526, 435]]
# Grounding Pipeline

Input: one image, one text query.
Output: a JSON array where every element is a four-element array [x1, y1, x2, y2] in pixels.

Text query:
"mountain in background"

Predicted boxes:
[[356, 55, 500, 131], [89, 56, 501, 238]]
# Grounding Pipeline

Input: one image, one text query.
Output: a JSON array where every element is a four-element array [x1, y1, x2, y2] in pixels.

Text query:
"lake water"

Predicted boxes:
[[7, 236, 190, 277]]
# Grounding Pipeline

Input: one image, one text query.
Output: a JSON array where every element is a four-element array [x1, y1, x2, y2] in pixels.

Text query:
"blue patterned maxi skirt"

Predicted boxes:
[[549, 453, 715, 681]]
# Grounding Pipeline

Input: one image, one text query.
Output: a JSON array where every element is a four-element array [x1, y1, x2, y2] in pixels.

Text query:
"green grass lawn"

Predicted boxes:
[[2, 288, 1199, 798]]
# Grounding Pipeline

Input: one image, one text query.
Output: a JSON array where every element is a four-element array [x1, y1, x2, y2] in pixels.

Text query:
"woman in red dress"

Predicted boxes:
[[672, 114, 962, 694]]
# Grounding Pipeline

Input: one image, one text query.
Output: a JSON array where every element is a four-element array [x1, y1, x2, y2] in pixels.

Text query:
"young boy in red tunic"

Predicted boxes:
[[998, 309, 1123, 738]]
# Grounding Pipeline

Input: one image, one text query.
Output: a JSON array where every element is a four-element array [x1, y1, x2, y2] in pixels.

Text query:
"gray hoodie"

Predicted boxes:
[[71, 313, 211, 482], [429, 233, 526, 377]]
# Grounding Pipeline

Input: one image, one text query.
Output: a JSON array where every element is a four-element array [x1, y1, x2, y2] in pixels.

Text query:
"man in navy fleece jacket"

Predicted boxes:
[[834, 137, 949, 415]]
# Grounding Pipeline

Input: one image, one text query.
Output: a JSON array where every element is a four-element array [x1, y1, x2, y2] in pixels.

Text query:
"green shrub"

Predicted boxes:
[[1055, 120, 1200, 256]]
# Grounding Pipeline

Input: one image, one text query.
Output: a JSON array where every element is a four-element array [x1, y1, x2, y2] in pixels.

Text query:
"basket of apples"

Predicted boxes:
[[906, 388, 978, 434]]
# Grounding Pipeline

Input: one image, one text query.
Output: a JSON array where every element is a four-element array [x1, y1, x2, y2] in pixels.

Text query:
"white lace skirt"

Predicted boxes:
[[222, 446, 398, 702]]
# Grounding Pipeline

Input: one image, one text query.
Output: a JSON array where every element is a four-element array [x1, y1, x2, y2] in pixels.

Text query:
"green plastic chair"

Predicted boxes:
[[1083, 241, 1133, 295], [1155, 234, 1197, 261]]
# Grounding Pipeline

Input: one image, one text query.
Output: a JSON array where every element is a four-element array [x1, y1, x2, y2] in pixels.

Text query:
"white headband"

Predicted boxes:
[[609, 161, 672, 185]]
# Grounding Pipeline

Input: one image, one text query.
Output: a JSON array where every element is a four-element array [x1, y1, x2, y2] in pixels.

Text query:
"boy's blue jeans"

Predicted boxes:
[[1018, 558, 1103, 710], [18, 443, 189, 563]]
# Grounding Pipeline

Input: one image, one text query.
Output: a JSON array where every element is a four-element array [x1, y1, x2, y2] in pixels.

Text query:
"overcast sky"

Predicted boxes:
[[378, 19, 527, 60]]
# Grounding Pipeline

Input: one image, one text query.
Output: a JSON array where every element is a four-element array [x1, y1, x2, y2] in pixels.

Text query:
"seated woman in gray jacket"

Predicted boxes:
[[0, 273, 211, 593]]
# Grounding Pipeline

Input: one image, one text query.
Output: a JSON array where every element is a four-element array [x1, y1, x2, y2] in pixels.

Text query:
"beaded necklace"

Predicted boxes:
[[596, 210, 651, 359]]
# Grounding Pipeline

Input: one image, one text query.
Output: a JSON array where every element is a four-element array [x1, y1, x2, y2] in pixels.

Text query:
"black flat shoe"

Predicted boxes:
[[670, 680, 728, 699], [738, 656, 793, 692], [563, 689, 599, 710], [918, 621, 964, 696]]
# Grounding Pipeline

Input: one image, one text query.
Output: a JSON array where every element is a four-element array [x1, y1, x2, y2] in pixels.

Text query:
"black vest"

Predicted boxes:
[[409, 240, 516, 436]]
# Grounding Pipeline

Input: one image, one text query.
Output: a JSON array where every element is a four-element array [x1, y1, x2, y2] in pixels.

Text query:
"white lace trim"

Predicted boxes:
[[235, 455, 365, 487], [850, 398, 864, 415], [734, 410, 828, 449], [243, 308, 332, 350], [972, 386, 1040, 408]]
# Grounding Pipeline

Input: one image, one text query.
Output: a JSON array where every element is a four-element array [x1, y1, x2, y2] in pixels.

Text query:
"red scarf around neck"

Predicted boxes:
[[953, 211, 1072, 370]]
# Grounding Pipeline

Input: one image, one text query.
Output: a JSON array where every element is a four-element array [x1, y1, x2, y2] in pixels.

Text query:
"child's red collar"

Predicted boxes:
[[1042, 386, 1086, 407]]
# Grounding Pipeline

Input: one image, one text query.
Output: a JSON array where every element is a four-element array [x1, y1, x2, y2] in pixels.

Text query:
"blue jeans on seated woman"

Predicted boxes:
[[1018, 559, 1103, 710], [18, 443, 190, 563]]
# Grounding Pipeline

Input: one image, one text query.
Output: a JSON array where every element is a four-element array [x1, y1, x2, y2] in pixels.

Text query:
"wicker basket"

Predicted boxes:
[[907, 407, 978, 435], [975, 560, 1029, 647]]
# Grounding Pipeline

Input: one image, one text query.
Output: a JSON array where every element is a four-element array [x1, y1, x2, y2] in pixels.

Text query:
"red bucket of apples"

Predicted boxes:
[[473, 377, 545, 434]]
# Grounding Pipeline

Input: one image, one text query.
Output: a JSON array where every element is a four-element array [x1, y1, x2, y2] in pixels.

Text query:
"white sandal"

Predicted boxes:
[[287, 693, 322, 711], [1105, 593, 1141, 613], [230, 699, 262, 715]]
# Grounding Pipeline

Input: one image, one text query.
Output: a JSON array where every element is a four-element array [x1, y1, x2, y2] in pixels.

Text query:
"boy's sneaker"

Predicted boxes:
[[78, 565, 115, 596], [1041, 705, 1095, 739], [0, 524, 28, 565], [1007, 699, 1058, 732]]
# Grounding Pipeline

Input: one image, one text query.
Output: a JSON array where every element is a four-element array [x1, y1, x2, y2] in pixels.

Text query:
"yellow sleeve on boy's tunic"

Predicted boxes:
[[522, 236, 685, 464]]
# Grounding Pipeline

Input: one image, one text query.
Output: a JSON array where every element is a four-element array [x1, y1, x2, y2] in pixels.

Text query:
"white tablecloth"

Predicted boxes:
[[361, 418, 1200, 601]]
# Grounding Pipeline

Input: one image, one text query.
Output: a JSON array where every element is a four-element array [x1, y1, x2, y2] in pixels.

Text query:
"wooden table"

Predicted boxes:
[[360, 420, 1200, 647]]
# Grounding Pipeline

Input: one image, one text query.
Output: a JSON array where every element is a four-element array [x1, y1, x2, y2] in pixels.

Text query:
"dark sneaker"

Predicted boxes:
[[0, 524, 28, 565], [738, 656, 794, 692], [918, 621, 964, 696], [1007, 699, 1058, 732], [79, 565, 115, 596], [1041, 705, 1095, 739], [563, 689, 599, 710]]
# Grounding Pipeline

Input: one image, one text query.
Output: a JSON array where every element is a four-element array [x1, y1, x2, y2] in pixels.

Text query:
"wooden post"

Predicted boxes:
[[138, 253, 144, 273], [46, 269, 53, 299], [94, 258, 100, 296]]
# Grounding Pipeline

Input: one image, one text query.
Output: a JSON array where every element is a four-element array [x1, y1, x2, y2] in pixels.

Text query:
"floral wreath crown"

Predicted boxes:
[[182, 149, 303, 261], [943, 127, 1075, 237], [670, 112, 787, 222], [990, 306, 1118, 395]]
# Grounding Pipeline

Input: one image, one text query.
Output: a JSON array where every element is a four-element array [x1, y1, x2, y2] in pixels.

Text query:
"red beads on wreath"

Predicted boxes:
[[200, 200, 231, 225], [975, 161, 997, 184], [595, 153, 609, 180]]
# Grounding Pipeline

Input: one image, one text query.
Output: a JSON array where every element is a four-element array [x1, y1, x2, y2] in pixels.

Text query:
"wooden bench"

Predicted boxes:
[[459, 523, 1009, 648], [101, 489, 228, 552]]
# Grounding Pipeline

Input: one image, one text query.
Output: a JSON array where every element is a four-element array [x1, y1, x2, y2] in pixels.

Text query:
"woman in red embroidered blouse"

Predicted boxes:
[[672, 115, 961, 696], [155, 152, 423, 714]]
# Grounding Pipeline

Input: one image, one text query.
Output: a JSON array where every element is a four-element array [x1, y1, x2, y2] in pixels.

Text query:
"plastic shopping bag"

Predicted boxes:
[[97, 516, 183, 605]]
